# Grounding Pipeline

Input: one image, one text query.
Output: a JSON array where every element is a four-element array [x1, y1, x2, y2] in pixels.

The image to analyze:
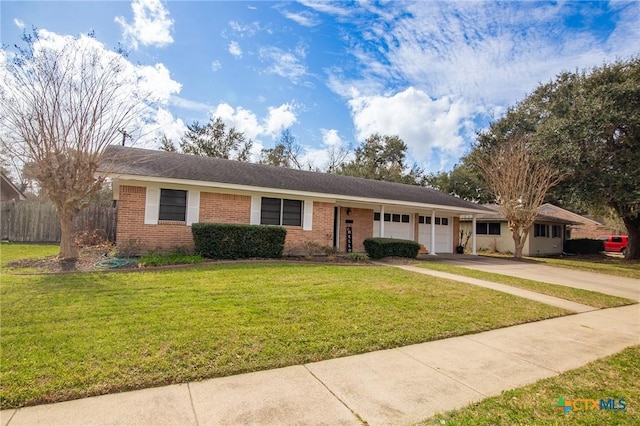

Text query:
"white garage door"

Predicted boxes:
[[373, 212, 413, 240], [418, 215, 453, 253]]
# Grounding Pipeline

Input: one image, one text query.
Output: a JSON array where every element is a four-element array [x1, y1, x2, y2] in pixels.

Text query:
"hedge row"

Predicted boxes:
[[563, 238, 604, 255], [363, 237, 420, 259], [192, 223, 286, 259]]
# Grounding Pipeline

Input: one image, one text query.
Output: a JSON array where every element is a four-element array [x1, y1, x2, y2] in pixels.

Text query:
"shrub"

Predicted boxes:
[[192, 223, 286, 259], [363, 237, 420, 259], [346, 252, 368, 262], [564, 238, 605, 255]]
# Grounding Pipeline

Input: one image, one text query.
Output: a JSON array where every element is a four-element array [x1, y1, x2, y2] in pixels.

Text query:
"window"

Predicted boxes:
[[534, 223, 550, 237], [374, 212, 381, 221], [401, 214, 410, 223], [159, 189, 187, 221], [476, 222, 501, 235], [612, 237, 623, 243], [488, 223, 500, 235], [552, 225, 562, 238], [441, 218, 449, 226], [418, 215, 433, 225], [260, 197, 302, 226], [384, 213, 391, 222], [392, 214, 401, 223], [435, 217, 441, 225]]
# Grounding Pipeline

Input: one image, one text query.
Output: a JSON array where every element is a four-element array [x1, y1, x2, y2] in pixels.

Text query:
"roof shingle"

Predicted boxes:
[[100, 145, 487, 212]]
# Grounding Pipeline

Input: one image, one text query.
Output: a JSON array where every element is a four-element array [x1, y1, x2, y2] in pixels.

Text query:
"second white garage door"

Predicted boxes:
[[418, 215, 453, 253]]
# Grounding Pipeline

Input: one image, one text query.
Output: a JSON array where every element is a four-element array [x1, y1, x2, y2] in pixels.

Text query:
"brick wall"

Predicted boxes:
[[117, 186, 340, 255], [339, 207, 373, 253], [200, 192, 251, 224], [117, 185, 195, 254], [284, 201, 335, 253]]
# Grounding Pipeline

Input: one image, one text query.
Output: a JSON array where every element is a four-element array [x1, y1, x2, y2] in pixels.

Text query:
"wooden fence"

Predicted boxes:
[[1, 202, 116, 243]]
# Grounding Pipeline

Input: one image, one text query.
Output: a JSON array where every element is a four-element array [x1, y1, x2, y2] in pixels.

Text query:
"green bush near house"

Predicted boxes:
[[192, 223, 286, 259], [564, 238, 604, 255], [363, 237, 420, 259]]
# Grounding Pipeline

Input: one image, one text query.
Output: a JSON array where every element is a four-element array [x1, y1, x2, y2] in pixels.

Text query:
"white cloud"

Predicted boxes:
[[13, 18, 25, 29], [264, 103, 298, 136], [169, 96, 211, 113], [321, 129, 343, 147], [348, 87, 475, 171], [136, 63, 181, 103], [115, 0, 174, 50], [210, 60, 222, 72], [298, 0, 351, 17], [211, 102, 298, 143], [228, 41, 243, 58], [228, 20, 260, 37], [281, 10, 320, 27], [259, 45, 307, 82]]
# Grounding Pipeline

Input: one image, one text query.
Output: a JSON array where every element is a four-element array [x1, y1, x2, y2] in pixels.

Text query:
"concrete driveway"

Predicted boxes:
[[425, 255, 640, 301]]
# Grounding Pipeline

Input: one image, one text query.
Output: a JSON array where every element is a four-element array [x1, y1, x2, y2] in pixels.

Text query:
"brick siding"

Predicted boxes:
[[200, 192, 251, 224], [116, 185, 195, 254], [117, 186, 341, 255], [339, 207, 374, 253]]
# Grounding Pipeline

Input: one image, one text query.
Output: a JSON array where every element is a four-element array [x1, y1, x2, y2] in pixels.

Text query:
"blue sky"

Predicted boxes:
[[2, 1, 638, 172]]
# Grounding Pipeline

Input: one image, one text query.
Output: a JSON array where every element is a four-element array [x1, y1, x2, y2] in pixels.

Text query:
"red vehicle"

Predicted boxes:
[[599, 236, 628, 254]]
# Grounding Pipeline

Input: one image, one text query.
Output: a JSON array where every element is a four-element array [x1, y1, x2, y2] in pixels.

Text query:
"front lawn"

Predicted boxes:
[[0, 242, 59, 266], [414, 261, 635, 309], [1, 262, 567, 409], [422, 345, 640, 425]]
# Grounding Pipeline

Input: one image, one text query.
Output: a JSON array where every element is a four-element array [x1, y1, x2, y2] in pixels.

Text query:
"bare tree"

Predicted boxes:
[[472, 133, 563, 258], [325, 145, 351, 173], [259, 129, 305, 169], [0, 31, 150, 260]]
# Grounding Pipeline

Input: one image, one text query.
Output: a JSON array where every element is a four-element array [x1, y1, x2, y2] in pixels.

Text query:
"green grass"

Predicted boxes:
[[137, 252, 204, 267], [1, 262, 568, 409], [414, 261, 635, 309], [534, 255, 640, 279], [422, 345, 640, 425], [0, 242, 59, 266]]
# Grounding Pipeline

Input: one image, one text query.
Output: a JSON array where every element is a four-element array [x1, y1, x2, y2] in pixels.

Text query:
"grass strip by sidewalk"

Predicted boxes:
[[535, 256, 640, 280], [414, 261, 635, 309], [1, 263, 568, 409], [421, 345, 640, 425]]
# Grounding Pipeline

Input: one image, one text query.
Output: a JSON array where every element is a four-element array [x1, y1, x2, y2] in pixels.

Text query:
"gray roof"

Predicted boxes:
[[100, 145, 487, 212], [461, 204, 577, 224]]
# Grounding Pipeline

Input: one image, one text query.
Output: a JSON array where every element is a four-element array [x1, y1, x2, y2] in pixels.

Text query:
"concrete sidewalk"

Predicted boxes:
[[2, 305, 638, 426]]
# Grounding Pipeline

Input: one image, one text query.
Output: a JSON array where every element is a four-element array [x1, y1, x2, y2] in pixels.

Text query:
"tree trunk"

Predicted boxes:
[[622, 215, 640, 260], [512, 229, 524, 259], [59, 213, 79, 261]]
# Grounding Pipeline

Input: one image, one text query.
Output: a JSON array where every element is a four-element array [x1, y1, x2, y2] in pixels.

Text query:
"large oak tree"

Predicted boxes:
[[478, 57, 640, 259]]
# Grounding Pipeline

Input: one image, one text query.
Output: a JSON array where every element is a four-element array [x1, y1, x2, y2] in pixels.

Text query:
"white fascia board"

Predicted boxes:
[[112, 174, 488, 215]]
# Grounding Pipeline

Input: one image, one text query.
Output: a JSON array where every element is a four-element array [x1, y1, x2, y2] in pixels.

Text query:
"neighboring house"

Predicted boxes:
[[0, 173, 26, 202], [99, 146, 488, 255], [460, 204, 575, 256], [537, 203, 624, 239]]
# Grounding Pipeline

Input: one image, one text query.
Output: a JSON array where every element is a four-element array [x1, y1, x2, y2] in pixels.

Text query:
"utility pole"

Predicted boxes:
[[118, 129, 131, 146]]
